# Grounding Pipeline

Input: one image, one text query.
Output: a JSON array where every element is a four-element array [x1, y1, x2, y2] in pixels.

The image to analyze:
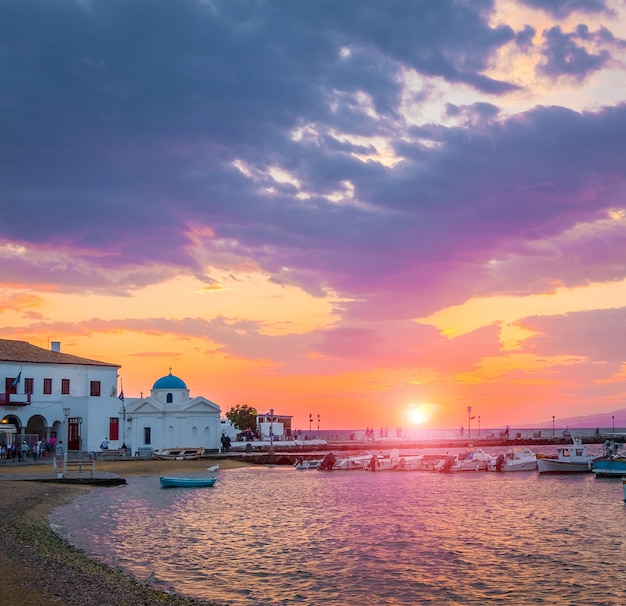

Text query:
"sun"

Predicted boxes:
[[406, 402, 438, 426], [407, 408, 426, 425]]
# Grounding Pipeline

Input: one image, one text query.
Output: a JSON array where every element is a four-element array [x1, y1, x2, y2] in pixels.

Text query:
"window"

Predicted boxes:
[[144, 427, 151, 445], [166, 392, 173, 403], [109, 418, 119, 441], [61, 379, 70, 395], [90, 381, 101, 396], [5, 378, 16, 395], [43, 378, 52, 394], [24, 378, 34, 394]]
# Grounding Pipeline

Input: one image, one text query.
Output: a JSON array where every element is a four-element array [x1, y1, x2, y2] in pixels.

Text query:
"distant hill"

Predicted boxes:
[[531, 407, 626, 430]]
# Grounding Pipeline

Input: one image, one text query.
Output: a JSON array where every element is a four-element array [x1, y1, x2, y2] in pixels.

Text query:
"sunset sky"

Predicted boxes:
[[2, 0, 626, 432]]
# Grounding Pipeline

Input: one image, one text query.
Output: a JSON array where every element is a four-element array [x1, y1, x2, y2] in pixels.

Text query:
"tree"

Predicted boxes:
[[226, 404, 257, 432]]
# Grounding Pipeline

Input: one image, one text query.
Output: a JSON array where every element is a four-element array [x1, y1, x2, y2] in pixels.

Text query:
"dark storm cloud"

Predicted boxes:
[[0, 0, 515, 269], [0, 0, 625, 324], [519, 0, 609, 18], [538, 26, 611, 80]]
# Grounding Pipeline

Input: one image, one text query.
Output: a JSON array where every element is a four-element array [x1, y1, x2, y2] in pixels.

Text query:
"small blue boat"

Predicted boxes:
[[592, 458, 626, 477], [160, 476, 217, 488], [592, 440, 626, 477]]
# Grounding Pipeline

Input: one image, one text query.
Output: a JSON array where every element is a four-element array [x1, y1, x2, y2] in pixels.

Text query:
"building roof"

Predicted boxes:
[[0, 339, 119, 368], [153, 371, 187, 390]]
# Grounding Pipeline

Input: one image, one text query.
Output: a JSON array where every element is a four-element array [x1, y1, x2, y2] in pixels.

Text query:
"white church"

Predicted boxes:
[[0, 339, 222, 455]]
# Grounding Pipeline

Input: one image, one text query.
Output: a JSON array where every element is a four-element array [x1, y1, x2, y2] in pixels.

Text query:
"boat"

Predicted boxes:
[[318, 451, 373, 471], [159, 476, 217, 488], [436, 448, 494, 472], [294, 457, 322, 470], [536, 436, 599, 474], [394, 454, 442, 471], [151, 447, 205, 460], [488, 447, 538, 472], [592, 458, 626, 477], [591, 440, 626, 477]]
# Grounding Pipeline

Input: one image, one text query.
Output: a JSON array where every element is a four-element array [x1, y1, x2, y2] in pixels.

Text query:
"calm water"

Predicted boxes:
[[50, 465, 626, 605]]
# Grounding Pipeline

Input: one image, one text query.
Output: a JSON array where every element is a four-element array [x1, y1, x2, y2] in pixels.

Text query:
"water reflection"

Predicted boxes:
[[51, 466, 626, 605]]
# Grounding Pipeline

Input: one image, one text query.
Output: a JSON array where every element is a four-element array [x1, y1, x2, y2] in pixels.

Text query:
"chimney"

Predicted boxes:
[[50, 341, 61, 353]]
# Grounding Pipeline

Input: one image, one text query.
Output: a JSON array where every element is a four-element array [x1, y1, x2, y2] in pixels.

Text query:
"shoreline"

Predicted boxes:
[[1, 458, 249, 606]]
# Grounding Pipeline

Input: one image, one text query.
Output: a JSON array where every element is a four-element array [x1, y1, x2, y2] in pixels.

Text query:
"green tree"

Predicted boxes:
[[226, 404, 258, 431]]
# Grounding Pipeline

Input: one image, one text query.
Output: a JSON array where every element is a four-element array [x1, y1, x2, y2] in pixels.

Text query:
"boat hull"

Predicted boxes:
[[592, 459, 626, 477], [159, 476, 217, 488], [537, 459, 592, 474], [152, 447, 205, 460]]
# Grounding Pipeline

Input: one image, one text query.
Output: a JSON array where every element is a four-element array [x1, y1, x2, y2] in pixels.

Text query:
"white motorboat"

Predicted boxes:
[[536, 436, 599, 474], [318, 451, 373, 471], [394, 454, 441, 471], [436, 448, 494, 472], [294, 457, 322, 470], [488, 447, 538, 472]]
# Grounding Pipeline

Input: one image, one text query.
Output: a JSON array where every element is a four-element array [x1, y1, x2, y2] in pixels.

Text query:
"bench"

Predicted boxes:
[[53, 457, 95, 478], [101, 448, 126, 460]]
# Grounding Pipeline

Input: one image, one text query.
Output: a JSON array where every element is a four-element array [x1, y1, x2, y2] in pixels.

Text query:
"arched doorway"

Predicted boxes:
[[1, 414, 22, 431], [26, 414, 47, 440]]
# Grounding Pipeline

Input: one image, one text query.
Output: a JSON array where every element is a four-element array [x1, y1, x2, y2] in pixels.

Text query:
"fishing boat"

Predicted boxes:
[[591, 440, 626, 477], [536, 436, 599, 474], [159, 476, 217, 488], [488, 447, 538, 472], [151, 447, 205, 460]]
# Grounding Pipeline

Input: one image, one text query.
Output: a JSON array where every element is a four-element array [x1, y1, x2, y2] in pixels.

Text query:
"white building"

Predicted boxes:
[[0, 338, 120, 452], [0, 339, 222, 455], [123, 371, 222, 454]]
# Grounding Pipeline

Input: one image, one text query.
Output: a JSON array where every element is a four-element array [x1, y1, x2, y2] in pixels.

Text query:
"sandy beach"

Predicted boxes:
[[0, 457, 249, 606]]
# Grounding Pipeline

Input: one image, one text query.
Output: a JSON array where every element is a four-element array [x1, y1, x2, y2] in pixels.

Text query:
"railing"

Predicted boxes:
[[0, 393, 32, 406]]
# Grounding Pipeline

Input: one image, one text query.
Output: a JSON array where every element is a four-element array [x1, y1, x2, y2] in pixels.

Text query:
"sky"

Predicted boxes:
[[2, 0, 626, 432]]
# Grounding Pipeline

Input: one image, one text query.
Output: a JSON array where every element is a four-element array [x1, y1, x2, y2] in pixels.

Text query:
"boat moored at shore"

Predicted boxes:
[[152, 447, 205, 460], [159, 475, 216, 488]]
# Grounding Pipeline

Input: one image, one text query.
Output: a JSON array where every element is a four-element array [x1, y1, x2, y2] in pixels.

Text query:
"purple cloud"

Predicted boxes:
[[538, 26, 611, 80]]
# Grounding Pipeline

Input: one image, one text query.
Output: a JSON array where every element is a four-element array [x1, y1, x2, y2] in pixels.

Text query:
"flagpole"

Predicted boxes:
[[119, 378, 125, 444]]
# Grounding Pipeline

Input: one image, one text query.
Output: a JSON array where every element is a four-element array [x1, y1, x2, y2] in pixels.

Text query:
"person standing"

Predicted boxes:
[[55, 440, 64, 458]]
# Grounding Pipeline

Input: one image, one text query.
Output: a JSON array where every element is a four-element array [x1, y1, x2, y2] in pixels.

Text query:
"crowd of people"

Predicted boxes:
[[0, 438, 57, 462]]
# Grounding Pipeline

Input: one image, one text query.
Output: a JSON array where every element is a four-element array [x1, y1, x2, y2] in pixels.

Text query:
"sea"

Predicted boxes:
[[50, 450, 626, 606]]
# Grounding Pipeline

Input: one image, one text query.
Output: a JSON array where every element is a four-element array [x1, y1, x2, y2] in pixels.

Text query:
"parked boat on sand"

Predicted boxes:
[[152, 447, 205, 460]]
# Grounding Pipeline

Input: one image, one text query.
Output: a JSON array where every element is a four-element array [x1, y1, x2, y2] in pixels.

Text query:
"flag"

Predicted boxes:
[[118, 390, 124, 402], [12, 371, 21, 388]]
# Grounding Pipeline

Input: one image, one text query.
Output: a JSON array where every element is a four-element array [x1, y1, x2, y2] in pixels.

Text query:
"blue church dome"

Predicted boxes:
[[153, 371, 187, 390]]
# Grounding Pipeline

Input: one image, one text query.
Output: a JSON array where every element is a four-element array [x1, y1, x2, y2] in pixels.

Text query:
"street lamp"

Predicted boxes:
[[317, 414, 320, 439], [62, 407, 70, 477], [77, 417, 83, 453], [612, 415, 615, 432], [467, 406, 472, 442], [552, 416, 555, 437], [309, 413, 313, 439], [478, 415, 481, 438]]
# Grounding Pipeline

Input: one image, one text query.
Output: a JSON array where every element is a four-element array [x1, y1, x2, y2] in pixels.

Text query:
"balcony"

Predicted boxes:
[[0, 393, 32, 406]]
